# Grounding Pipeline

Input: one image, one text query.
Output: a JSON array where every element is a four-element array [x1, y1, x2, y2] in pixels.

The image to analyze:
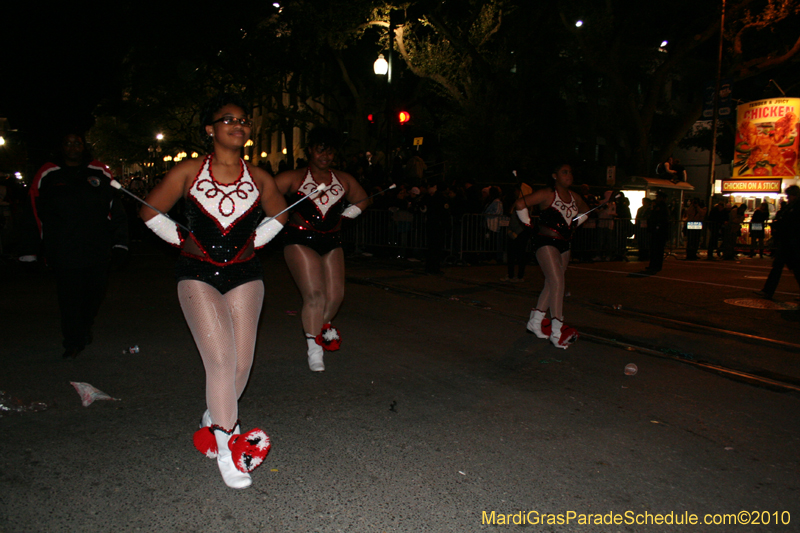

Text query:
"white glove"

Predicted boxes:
[[573, 213, 588, 227], [342, 205, 362, 219], [145, 214, 181, 246], [254, 218, 284, 248], [515, 209, 531, 226]]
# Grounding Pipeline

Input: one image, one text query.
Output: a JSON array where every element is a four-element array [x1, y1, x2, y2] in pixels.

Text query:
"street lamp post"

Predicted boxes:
[[374, 9, 403, 180], [374, 51, 392, 176], [708, 0, 726, 209]]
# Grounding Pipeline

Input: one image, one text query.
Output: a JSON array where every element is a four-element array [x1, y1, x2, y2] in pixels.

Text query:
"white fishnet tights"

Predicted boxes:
[[535, 246, 571, 320], [178, 279, 264, 431]]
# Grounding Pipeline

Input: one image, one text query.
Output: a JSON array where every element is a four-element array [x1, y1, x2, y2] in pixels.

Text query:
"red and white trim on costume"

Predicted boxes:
[[550, 192, 579, 226], [188, 155, 261, 235], [298, 169, 346, 218], [180, 232, 256, 265]]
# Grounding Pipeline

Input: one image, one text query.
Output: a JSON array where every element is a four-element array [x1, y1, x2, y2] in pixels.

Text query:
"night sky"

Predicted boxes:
[[1, 3, 259, 164]]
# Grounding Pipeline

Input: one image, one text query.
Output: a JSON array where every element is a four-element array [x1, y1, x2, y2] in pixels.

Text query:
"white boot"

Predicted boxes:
[[213, 426, 252, 489], [200, 409, 213, 428], [526, 309, 551, 339], [306, 335, 325, 372], [549, 318, 578, 349]]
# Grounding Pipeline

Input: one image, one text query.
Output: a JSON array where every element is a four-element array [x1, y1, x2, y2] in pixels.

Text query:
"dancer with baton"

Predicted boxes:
[[275, 126, 370, 372], [139, 93, 285, 489], [514, 163, 612, 349]]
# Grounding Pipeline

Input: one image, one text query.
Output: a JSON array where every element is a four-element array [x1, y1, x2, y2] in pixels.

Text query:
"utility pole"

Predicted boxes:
[[708, 0, 726, 209]]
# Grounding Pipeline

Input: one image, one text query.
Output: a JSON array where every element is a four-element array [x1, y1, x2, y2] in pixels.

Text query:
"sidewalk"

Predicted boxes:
[[345, 251, 800, 387]]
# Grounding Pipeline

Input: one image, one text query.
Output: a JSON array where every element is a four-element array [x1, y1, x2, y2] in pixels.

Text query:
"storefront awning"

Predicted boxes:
[[624, 177, 695, 191]]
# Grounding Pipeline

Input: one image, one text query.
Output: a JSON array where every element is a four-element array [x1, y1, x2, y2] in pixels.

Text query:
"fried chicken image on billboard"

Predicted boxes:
[[734, 111, 798, 177]]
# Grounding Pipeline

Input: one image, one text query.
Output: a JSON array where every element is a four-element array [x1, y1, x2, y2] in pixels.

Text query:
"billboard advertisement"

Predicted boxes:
[[733, 97, 798, 179]]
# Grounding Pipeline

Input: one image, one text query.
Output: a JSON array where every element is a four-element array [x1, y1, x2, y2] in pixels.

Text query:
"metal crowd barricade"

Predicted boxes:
[[569, 218, 637, 260], [458, 214, 509, 262], [342, 210, 647, 262], [340, 209, 431, 257]]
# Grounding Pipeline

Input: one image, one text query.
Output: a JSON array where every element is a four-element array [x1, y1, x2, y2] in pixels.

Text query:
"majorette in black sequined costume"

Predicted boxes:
[[282, 168, 347, 255], [532, 191, 580, 254], [175, 155, 264, 293]]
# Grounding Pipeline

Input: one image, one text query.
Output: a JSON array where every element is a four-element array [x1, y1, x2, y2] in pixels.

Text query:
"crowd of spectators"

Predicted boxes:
[[5, 148, 788, 270]]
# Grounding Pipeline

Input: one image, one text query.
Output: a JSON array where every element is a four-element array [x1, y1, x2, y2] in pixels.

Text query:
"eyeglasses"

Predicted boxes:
[[212, 116, 253, 127], [311, 145, 335, 155]]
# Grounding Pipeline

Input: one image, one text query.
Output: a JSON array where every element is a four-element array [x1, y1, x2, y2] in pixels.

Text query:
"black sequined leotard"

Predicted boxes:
[[282, 169, 347, 255], [175, 155, 264, 293], [532, 191, 579, 254]]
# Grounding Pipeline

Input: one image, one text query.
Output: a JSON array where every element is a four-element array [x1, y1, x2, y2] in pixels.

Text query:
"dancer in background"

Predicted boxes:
[[514, 163, 611, 349], [141, 94, 285, 489], [275, 127, 369, 372]]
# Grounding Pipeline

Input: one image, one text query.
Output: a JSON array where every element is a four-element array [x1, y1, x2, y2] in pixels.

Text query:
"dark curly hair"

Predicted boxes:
[[199, 93, 252, 140], [304, 126, 341, 156]]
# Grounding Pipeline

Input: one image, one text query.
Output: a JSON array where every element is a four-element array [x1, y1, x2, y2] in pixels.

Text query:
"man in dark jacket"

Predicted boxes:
[[755, 186, 800, 299], [646, 191, 670, 273], [705, 201, 727, 260], [27, 131, 129, 358], [421, 180, 449, 274]]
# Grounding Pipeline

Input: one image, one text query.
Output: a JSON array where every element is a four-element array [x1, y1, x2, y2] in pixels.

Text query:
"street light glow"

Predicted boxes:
[[0, 136, 5, 146], [373, 54, 389, 75], [156, 133, 164, 140], [575, 20, 583, 27], [661, 40, 668, 47]]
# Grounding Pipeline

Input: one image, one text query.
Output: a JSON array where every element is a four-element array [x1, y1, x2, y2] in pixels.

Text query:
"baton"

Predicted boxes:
[[573, 193, 621, 222], [110, 179, 193, 234], [345, 184, 397, 207], [256, 184, 329, 230]]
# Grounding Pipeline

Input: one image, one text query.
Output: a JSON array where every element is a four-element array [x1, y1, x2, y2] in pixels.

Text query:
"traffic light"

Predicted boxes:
[[398, 111, 410, 124], [367, 113, 375, 123]]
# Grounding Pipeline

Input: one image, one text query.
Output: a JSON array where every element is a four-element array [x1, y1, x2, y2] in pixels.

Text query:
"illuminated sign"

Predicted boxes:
[[733, 97, 799, 179], [721, 179, 782, 193]]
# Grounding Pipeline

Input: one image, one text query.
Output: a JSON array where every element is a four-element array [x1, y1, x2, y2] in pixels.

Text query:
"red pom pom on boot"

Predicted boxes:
[[315, 323, 341, 351], [193, 427, 218, 458], [229, 429, 272, 473], [549, 318, 578, 349]]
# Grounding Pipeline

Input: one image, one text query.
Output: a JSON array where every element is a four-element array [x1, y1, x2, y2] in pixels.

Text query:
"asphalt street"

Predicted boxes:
[[1, 245, 798, 532]]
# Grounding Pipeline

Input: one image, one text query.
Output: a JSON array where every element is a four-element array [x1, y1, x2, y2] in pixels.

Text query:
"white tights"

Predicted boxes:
[[535, 246, 570, 320], [177, 280, 264, 431]]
